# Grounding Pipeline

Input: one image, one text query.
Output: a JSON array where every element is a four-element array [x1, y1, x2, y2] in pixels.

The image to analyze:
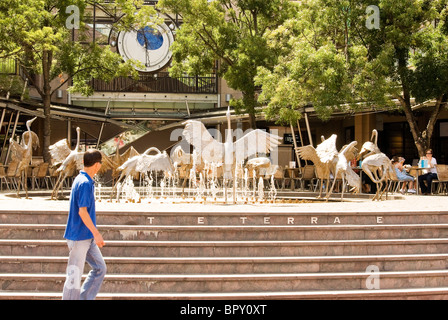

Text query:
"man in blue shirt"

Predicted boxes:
[[62, 149, 106, 300]]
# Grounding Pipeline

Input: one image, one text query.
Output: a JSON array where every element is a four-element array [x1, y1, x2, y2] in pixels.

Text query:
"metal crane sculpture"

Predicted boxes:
[[358, 129, 394, 201], [325, 141, 360, 201], [112, 147, 173, 199], [8, 116, 39, 199], [49, 127, 84, 200], [109, 137, 140, 184], [49, 127, 113, 200], [297, 134, 339, 198], [182, 106, 282, 202]]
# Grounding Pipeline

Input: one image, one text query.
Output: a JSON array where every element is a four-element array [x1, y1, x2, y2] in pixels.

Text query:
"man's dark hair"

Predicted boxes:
[[83, 149, 102, 168]]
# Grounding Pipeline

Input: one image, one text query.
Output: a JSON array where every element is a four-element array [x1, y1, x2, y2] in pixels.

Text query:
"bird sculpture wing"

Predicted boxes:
[[149, 152, 173, 173], [118, 155, 139, 175], [9, 138, 24, 162], [97, 151, 114, 175], [345, 166, 361, 193], [121, 147, 140, 164], [297, 145, 321, 164], [135, 152, 173, 173], [49, 139, 72, 165], [339, 141, 358, 163], [234, 129, 282, 162], [22, 131, 40, 150], [315, 134, 338, 164], [182, 120, 225, 163]]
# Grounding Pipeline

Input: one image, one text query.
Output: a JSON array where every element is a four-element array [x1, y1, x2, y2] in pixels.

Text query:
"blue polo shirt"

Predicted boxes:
[[64, 171, 96, 241]]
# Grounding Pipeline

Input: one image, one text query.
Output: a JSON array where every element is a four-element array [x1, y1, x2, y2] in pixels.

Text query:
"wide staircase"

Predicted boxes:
[[0, 206, 448, 299]]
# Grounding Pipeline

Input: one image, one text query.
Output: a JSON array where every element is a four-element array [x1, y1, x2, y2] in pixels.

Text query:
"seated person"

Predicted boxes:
[[418, 149, 438, 195], [391, 156, 416, 194]]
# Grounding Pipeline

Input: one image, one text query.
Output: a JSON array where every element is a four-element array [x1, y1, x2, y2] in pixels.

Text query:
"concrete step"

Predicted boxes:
[[2, 270, 448, 293], [2, 223, 448, 241], [1, 254, 447, 274], [2, 209, 448, 226], [1, 238, 448, 257], [2, 287, 448, 300]]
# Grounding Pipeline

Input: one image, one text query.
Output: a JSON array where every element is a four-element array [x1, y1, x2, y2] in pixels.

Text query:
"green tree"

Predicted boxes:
[[0, 0, 156, 162], [157, 0, 293, 128], [256, 0, 448, 156]]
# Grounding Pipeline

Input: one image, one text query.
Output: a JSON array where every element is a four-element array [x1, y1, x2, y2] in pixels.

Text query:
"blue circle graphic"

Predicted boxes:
[[137, 26, 164, 51]]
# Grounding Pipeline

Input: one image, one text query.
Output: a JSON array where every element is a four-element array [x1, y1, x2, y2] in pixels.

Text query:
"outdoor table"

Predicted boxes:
[[409, 166, 427, 195]]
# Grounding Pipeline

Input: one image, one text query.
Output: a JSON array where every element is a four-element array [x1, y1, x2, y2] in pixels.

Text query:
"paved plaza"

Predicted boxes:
[[1, 191, 447, 214]]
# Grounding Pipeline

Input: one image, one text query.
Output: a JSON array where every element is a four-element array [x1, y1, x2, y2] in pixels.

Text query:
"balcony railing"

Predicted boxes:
[[90, 72, 218, 94]]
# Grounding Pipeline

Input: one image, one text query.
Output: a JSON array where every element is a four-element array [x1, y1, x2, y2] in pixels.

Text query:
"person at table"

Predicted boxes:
[[418, 149, 438, 195], [392, 156, 416, 194]]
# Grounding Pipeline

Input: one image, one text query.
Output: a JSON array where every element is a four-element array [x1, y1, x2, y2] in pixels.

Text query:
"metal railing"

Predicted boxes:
[[90, 72, 218, 94]]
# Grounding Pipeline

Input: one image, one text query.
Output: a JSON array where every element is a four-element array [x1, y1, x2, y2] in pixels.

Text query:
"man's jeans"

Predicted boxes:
[[62, 239, 107, 300]]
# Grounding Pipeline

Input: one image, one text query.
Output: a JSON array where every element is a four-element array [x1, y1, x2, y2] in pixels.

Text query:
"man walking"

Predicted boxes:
[[62, 149, 107, 300]]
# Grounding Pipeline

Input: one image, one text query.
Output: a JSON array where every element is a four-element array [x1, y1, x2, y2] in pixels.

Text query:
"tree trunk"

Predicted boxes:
[[395, 46, 439, 158], [398, 95, 445, 158], [42, 50, 52, 163], [242, 91, 257, 129]]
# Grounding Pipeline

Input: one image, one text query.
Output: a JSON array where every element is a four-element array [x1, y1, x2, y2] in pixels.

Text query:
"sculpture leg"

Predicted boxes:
[[317, 178, 324, 199], [340, 176, 345, 201], [233, 169, 236, 204], [24, 170, 29, 199], [51, 173, 63, 200], [53, 172, 68, 200], [326, 171, 338, 202], [324, 178, 330, 198], [111, 173, 125, 201], [16, 170, 22, 198]]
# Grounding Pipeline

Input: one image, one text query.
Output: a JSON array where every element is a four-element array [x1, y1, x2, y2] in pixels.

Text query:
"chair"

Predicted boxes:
[[299, 165, 316, 191], [0, 165, 9, 190], [272, 165, 284, 190], [282, 167, 302, 190], [432, 165, 448, 195], [33, 162, 50, 190], [5, 161, 19, 190], [387, 168, 406, 194]]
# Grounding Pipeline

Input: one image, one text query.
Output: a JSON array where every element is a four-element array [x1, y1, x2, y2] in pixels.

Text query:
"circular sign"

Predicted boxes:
[[117, 23, 174, 72]]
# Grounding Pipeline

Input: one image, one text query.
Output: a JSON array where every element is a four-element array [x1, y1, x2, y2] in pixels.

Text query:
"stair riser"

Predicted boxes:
[[1, 242, 447, 257], [3, 212, 448, 226], [2, 291, 448, 300], [1, 258, 447, 274], [2, 274, 448, 293], [2, 227, 448, 241]]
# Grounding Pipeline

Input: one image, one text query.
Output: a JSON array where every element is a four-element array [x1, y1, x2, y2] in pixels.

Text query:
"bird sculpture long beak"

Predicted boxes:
[[27, 116, 37, 127]]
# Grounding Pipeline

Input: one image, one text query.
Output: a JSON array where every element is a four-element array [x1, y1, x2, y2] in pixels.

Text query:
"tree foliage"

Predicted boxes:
[[0, 0, 157, 161], [157, 0, 293, 128], [256, 0, 448, 156]]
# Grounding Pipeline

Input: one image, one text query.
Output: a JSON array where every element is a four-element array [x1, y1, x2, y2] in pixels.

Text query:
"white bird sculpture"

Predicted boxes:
[[297, 134, 339, 198], [49, 127, 84, 200], [358, 129, 394, 201], [182, 106, 282, 180], [112, 147, 173, 198], [326, 141, 360, 201], [109, 137, 140, 184], [245, 157, 272, 179], [9, 116, 39, 199]]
